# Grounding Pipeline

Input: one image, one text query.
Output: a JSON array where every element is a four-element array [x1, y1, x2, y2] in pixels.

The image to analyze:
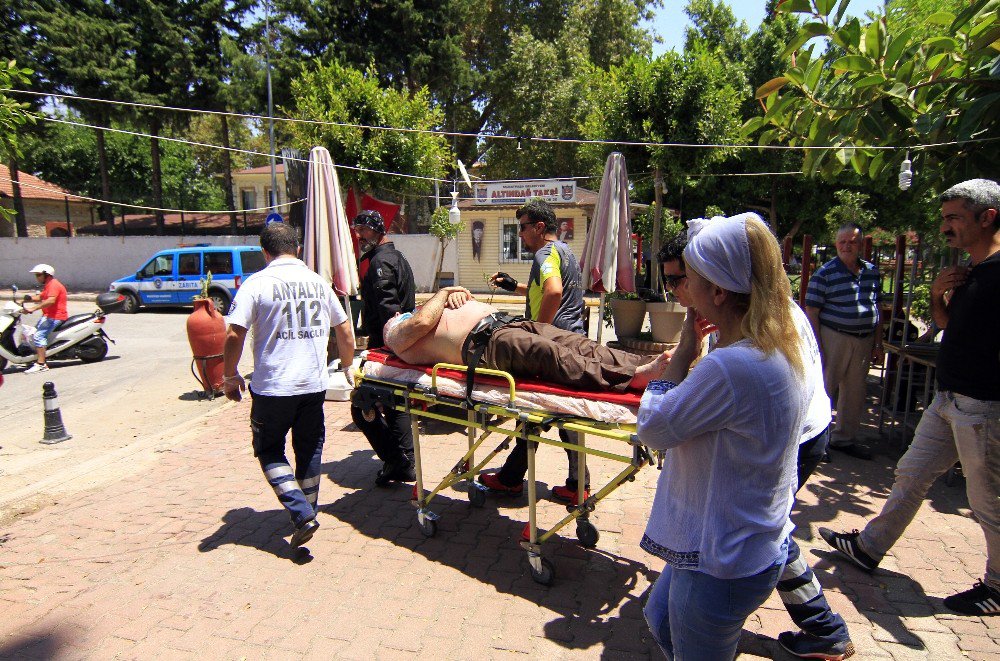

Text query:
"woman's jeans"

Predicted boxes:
[[643, 546, 786, 661]]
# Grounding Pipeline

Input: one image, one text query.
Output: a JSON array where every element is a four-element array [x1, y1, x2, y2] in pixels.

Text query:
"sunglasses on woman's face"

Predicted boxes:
[[663, 274, 687, 289]]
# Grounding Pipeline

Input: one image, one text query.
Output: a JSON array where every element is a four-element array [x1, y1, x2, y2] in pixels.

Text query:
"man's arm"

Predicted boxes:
[[929, 266, 967, 329], [332, 318, 356, 385], [385, 286, 469, 355], [535, 276, 562, 324], [222, 323, 248, 401], [805, 306, 823, 355], [24, 295, 56, 314]]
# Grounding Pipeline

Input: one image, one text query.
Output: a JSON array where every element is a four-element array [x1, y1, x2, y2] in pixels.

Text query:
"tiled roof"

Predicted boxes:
[[233, 164, 286, 175], [0, 164, 82, 202]]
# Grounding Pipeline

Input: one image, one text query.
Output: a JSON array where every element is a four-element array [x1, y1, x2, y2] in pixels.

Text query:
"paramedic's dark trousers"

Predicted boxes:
[[249, 389, 325, 529], [497, 430, 591, 490], [778, 426, 851, 644], [350, 405, 415, 466]]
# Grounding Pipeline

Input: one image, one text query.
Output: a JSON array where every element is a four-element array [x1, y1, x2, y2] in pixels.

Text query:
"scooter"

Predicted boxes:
[[0, 286, 124, 371]]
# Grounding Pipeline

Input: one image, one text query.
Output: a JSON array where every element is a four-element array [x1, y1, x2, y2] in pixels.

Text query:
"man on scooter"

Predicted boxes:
[[21, 264, 67, 374]]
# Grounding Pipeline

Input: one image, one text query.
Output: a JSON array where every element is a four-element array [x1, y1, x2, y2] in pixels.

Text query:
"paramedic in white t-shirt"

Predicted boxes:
[[222, 222, 356, 549]]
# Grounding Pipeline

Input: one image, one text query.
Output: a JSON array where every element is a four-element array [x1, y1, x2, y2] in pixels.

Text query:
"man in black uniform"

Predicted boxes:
[[821, 179, 1000, 617], [349, 210, 418, 486]]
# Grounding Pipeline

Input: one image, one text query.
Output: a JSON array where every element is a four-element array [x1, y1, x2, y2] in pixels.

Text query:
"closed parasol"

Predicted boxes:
[[302, 146, 359, 324], [579, 151, 635, 343]]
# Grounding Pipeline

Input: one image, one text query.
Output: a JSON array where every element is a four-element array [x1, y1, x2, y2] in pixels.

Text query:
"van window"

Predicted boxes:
[[241, 250, 265, 275], [140, 254, 173, 278], [204, 251, 234, 275], [178, 253, 201, 276]]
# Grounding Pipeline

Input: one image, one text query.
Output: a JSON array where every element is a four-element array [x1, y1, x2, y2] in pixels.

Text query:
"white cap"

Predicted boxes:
[[29, 263, 55, 275]]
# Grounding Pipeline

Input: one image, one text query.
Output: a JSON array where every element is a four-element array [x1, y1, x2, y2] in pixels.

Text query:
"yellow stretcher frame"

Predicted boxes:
[[353, 361, 658, 585]]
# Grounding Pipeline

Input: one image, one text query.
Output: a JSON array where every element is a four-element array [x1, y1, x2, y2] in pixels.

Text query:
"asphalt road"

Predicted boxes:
[[0, 299, 252, 523]]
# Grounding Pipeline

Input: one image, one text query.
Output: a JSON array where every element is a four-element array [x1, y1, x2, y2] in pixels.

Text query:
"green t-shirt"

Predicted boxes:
[[526, 240, 585, 335]]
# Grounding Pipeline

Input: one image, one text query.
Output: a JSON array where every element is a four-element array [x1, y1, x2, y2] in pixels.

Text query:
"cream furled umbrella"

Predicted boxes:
[[302, 146, 358, 322], [579, 151, 635, 343]]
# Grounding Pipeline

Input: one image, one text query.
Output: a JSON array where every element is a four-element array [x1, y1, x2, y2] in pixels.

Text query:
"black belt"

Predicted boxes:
[[826, 326, 875, 338], [460, 312, 524, 403]]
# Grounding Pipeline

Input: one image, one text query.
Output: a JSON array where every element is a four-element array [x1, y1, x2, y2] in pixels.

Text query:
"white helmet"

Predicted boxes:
[[29, 263, 55, 276]]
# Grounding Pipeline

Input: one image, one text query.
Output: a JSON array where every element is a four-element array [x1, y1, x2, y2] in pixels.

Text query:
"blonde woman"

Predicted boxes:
[[638, 213, 809, 660]]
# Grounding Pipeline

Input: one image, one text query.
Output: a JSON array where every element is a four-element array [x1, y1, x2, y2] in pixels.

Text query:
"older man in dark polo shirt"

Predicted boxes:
[[820, 178, 1000, 617], [805, 223, 884, 460]]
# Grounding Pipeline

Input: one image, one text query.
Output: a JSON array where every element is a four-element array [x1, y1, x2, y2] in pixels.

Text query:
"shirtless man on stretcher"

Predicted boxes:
[[382, 286, 670, 391]]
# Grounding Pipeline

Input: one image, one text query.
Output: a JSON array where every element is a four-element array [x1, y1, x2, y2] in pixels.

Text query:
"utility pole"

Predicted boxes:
[[265, 0, 278, 212]]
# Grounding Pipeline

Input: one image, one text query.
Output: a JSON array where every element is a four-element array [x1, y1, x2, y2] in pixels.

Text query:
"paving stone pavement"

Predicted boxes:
[[0, 398, 995, 660]]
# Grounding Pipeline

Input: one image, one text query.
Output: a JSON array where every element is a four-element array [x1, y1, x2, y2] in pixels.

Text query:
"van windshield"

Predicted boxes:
[[140, 254, 173, 278]]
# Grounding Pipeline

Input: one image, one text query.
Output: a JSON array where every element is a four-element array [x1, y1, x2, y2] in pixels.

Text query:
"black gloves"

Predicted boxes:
[[493, 272, 517, 292]]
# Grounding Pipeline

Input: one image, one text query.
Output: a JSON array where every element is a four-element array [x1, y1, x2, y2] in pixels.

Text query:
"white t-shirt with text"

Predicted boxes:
[[227, 257, 347, 396]]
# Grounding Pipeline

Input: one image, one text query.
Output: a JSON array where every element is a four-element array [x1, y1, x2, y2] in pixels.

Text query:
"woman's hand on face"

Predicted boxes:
[[695, 314, 717, 338], [672, 310, 703, 365]]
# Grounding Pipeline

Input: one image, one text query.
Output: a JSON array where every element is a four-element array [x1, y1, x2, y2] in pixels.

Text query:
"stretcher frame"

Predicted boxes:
[[354, 361, 657, 585]]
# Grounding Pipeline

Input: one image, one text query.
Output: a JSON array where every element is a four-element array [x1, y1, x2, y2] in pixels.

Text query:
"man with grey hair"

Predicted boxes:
[[805, 222, 884, 460], [821, 178, 1000, 616]]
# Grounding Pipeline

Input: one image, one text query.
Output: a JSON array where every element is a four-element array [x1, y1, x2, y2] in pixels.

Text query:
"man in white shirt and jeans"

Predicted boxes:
[[223, 222, 356, 548]]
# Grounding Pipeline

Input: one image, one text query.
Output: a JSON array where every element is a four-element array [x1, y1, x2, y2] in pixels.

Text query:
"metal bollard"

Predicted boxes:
[[40, 381, 72, 445]]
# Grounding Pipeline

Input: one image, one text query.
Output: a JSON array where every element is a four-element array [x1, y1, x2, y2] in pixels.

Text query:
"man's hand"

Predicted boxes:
[[223, 373, 246, 402], [489, 272, 518, 292], [931, 266, 968, 299], [444, 287, 474, 309], [342, 365, 355, 388]]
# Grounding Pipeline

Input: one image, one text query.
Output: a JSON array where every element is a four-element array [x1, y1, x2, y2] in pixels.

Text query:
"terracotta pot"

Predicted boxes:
[[647, 301, 686, 343], [610, 298, 646, 339], [187, 298, 226, 393]]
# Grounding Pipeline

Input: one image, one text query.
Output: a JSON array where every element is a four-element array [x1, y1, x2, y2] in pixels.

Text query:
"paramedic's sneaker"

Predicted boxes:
[[819, 528, 879, 572], [551, 485, 589, 503], [24, 363, 49, 374], [478, 472, 523, 496], [778, 631, 855, 660], [375, 459, 414, 487], [289, 518, 319, 548], [943, 581, 1000, 616]]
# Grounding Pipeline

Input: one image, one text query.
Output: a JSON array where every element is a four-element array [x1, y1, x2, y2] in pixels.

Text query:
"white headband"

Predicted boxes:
[[683, 213, 760, 294]]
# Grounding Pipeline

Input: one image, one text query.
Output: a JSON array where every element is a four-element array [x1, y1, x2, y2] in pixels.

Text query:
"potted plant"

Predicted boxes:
[[647, 298, 686, 344], [605, 291, 646, 339]]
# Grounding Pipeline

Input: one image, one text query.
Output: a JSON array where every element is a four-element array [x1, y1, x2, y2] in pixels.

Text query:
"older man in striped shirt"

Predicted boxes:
[[805, 223, 884, 460]]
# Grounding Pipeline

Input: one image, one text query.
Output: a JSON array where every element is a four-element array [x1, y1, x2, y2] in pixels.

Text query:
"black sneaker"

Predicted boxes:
[[818, 528, 879, 572], [778, 631, 856, 660], [290, 518, 319, 548], [943, 581, 1000, 616]]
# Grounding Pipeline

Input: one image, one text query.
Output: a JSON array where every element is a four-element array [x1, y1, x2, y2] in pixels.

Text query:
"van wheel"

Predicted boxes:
[[208, 290, 231, 315], [120, 291, 140, 314]]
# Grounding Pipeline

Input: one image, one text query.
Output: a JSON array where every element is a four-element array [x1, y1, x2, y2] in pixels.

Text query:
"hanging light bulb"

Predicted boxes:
[[449, 190, 461, 224], [898, 152, 913, 191]]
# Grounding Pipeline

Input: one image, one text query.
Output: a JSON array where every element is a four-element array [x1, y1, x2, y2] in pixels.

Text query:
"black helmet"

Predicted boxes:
[[352, 209, 385, 234]]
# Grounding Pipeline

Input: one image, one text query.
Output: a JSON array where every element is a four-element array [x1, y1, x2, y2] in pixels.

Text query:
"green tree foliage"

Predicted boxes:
[[272, 0, 658, 171], [580, 47, 748, 199], [20, 115, 224, 213], [0, 60, 35, 228], [824, 189, 876, 240], [284, 61, 450, 196], [747, 0, 1000, 190]]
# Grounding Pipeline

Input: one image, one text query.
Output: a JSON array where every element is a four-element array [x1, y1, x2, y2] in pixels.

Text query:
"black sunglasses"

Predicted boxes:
[[518, 221, 538, 232], [663, 274, 687, 288]]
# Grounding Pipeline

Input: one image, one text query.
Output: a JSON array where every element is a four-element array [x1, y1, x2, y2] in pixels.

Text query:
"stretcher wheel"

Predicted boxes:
[[576, 520, 600, 549], [529, 558, 555, 586], [468, 485, 487, 507], [418, 516, 438, 538]]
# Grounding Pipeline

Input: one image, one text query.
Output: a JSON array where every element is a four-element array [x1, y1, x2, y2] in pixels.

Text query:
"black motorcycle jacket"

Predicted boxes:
[[359, 241, 416, 348]]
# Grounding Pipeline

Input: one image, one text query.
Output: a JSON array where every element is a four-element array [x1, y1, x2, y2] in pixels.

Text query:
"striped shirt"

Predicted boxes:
[[805, 257, 881, 335]]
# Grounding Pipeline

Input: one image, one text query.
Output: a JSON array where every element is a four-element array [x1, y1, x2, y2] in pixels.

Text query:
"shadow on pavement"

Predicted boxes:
[[322, 448, 661, 656], [197, 506, 313, 565], [0, 631, 65, 660]]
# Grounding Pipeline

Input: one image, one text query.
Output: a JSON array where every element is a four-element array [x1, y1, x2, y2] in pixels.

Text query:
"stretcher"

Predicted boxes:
[[352, 349, 658, 585]]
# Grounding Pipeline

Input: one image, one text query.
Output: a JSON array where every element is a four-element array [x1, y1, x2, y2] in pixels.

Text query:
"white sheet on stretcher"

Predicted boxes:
[[362, 360, 639, 425]]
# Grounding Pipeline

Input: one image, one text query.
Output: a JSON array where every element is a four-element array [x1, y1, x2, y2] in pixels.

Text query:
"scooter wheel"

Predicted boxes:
[[77, 337, 109, 363]]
